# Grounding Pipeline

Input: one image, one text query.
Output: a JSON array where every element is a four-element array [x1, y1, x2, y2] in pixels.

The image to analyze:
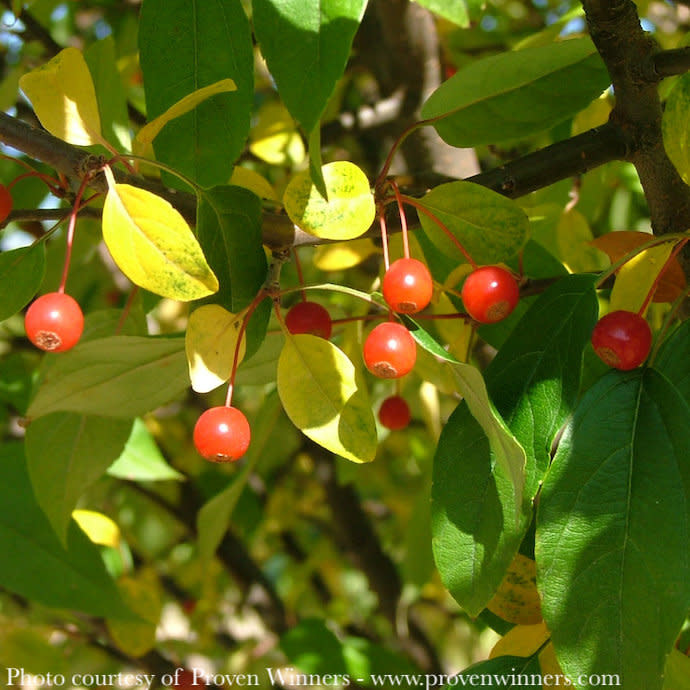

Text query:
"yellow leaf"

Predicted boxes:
[[571, 92, 612, 136], [19, 47, 103, 146], [610, 241, 676, 314], [283, 161, 376, 240], [249, 101, 305, 165], [556, 208, 609, 273], [102, 167, 218, 301], [135, 78, 236, 147], [230, 166, 279, 201], [433, 293, 473, 362], [106, 573, 161, 658], [72, 509, 120, 548], [277, 334, 377, 463], [487, 553, 542, 624], [313, 239, 379, 271], [185, 305, 246, 393], [490, 621, 549, 659]]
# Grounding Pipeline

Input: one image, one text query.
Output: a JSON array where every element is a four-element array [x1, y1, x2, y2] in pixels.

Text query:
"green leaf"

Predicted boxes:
[[655, 318, 690, 405], [663, 72, 690, 185], [536, 369, 690, 689], [664, 649, 690, 690], [421, 37, 610, 147], [102, 168, 219, 301], [0, 442, 134, 619], [283, 162, 376, 240], [84, 36, 132, 152], [139, 0, 253, 186], [432, 403, 529, 617], [417, 182, 530, 265], [342, 636, 419, 682], [197, 185, 268, 313], [431, 275, 598, 616], [277, 334, 377, 463], [25, 413, 133, 544], [27, 335, 187, 420], [413, 0, 468, 27], [280, 619, 348, 676], [252, 0, 367, 134], [485, 273, 599, 495], [406, 318, 525, 508], [107, 418, 184, 482], [0, 243, 46, 321]]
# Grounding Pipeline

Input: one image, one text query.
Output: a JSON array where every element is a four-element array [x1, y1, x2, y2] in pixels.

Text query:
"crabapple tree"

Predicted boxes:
[[2, 0, 690, 688]]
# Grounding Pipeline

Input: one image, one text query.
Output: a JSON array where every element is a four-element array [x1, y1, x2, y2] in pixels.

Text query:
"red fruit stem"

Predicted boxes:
[[292, 248, 308, 302], [58, 174, 93, 293], [224, 289, 268, 408], [7, 170, 64, 196], [637, 237, 689, 316], [399, 194, 478, 269], [115, 286, 140, 335], [379, 210, 391, 272], [389, 179, 410, 259]]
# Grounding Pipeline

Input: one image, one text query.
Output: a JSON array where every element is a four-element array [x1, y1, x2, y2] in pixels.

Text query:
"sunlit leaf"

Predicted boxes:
[[313, 239, 379, 271], [487, 553, 542, 625], [249, 101, 305, 166], [609, 241, 676, 313], [102, 167, 218, 301], [230, 166, 279, 201], [73, 510, 121, 548], [19, 47, 103, 146], [591, 231, 685, 303], [135, 79, 236, 149], [417, 181, 529, 265], [537, 369, 690, 688], [489, 622, 549, 659], [413, 0, 468, 26], [185, 304, 246, 393], [283, 162, 375, 240], [277, 334, 377, 463]]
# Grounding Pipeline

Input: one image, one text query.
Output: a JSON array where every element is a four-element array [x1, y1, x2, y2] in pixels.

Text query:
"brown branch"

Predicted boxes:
[[582, 0, 690, 237]]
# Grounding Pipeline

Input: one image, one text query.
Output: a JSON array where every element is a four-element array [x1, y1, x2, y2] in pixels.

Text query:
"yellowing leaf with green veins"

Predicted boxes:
[[73, 509, 120, 548], [230, 166, 278, 201], [487, 553, 542, 625], [19, 47, 103, 146], [185, 304, 246, 393], [283, 161, 375, 240], [102, 167, 218, 300], [134, 78, 236, 148], [106, 573, 161, 658], [313, 239, 379, 271], [277, 334, 377, 463], [610, 241, 677, 314]]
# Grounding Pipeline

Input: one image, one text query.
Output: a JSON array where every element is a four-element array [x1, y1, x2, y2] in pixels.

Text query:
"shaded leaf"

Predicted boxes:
[[25, 412, 133, 544], [0, 443, 134, 619], [0, 243, 45, 321], [253, 0, 367, 134], [196, 185, 267, 313], [277, 334, 377, 463], [663, 72, 690, 185], [27, 336, 187, 419], [422, 37, 610, 147], [139, 0, 253, 186], [413, 0, 468, 26]]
